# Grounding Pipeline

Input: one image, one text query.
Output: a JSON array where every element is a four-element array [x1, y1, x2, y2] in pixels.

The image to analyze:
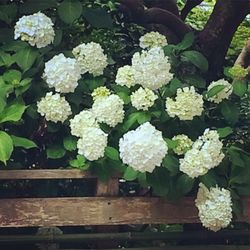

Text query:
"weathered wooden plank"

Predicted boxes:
[[0, 170, 96, 179], [0, 197, 199, 227]]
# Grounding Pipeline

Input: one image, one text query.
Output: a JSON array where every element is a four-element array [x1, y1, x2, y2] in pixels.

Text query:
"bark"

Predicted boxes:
[[198, 0, 250, 81]]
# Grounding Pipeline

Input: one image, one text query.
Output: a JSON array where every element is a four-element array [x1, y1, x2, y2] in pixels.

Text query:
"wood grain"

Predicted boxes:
[[0, 197, 199, 227]]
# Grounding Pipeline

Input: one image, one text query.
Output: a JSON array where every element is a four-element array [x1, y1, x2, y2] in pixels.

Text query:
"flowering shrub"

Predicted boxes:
[[0, 0, 250, 232]]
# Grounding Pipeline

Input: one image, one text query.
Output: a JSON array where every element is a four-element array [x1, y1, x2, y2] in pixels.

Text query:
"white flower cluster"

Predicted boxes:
[[92, 94, 124, 127], [115, 65, 136, 88], [14, 12, 54, 48], [72, 42, 108, 76], [207, 79, 233, 104], [43, 53, 81, 93], [91, 86, 111, 101], [166, 86, 204, 120], [139, 31, 168, 49], [172, 134, 193, 155], [131, 87, 157, 111], [69, 110, 99, 137], [37, 92, 72, 123], [119, 122, 168, 173], [195, 184, 233, 232], [180, 129, 224, 178], [132, 47, 173, 90], [77, 128, 108, 161]]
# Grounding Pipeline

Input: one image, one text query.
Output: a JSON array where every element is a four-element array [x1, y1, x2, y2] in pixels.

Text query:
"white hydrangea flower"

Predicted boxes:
[[72, 42, 108, 76], [207, 79, 233, 103], [37, 92, 72, 123], [115, 65, 136, 88], [70, 110, 99, 137], [91, 86, 111, 101], [139, 31, 168, 49], [172, 134, 193, 155], [132, 47, 173, 90], [43, 53, 81, 93], [119, 122, 168, 173], [195, 183, 233, 232], [92, 94, 124, 127], [180, 129, 224, 178], [166, 86, 204, 120], [131, 87, 157, 111], [14, 12, 54, 48], [77, 127, 108, 161]]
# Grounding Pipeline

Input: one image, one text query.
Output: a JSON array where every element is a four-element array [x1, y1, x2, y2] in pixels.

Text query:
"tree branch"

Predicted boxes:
[[181, 0, 204, 20], [235, 39, 250, 68]]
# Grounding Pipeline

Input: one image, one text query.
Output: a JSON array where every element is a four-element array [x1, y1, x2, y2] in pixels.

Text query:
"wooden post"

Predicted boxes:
[[95, 178, 119, 248]]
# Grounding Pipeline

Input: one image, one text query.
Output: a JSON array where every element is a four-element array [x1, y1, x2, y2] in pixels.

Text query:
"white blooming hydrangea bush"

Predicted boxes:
[[1, 2, 250, 233]]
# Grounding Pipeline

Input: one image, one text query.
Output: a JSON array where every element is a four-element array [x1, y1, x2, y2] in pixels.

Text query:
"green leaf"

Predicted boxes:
[[3, 70, 22, 85], [165, 138, 178, 150], [19, 0, 57, 14], [58, 0, 83, 24], [162, 154, 179, 175], [11, 135, 37, 149], [14, 47, 39, 71], [123, 167, 138, 181], [63, 136, 77, 151], [0, 131, 13, 165], [181, 50, 208, 72], [199, 170, 218, 188], [182, 74, 206, 89], [220, 101, 239, 125], [122, 112, 140, 131], [53, 29, 63, 47], [177, 32, 195, 50], [176, 174, 194, 195], [0, 101, 26, 123], [206, 85, 226, 98], [236, 185, 250, 196], [0, 51, 15, 67], [136, 112, 151, 124], [117, 92, 130, 104], [105, 146, 120, 161], [169, 78, 182, 94], [69, 155, 87, 169], [233, 80, 247, 97], [46, 146, 66, 159], [2, 41, 28, 52], [228, 147, 246, 168], [82, 8, 113, 28], [217, 127, 233, 138]]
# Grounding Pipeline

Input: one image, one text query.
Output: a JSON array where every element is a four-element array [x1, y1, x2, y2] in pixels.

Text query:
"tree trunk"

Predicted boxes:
[[198, 0, 250, 81]]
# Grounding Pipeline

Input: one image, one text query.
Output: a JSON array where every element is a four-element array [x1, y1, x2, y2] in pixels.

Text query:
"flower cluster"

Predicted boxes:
[[14, 12, 55, 48], [132, 47, 173, 90], [43, 53, 81, 93], [119, 122, 168, 173], [92, 94, 124, 127], [166, 86, 204, 120], [131, 87, 157, 111], [228, 64, 248, 78], [37, 92, 72, 123], [207, 79, 233, 104], [115, 65, 136, 88], [91, 86, 111, 101], [195, 184, 233, 232], [172, 134, 193, 155], [77, 128, 108, 161], [139, 31, 168, 49], [180, 129, 224, 178], [72, 42, 108, 76], [69, 110, 99, 137]]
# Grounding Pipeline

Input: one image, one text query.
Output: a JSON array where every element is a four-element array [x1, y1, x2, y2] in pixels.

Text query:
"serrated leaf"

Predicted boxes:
[[11, 135, 37, 149], [69, 155, 87, 169], [3, 70, 22, 85], [123, 167, 138, 181], [0, 131, 13, 165], [105, 146, 120, 161], [63, 136, 77, 151]]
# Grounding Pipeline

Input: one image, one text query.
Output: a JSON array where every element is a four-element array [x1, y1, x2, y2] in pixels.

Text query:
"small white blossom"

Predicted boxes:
[[43, 53, 81, 93], [72, 42, 108, 76], [115, 65, 136, 88], [195, 183, 233, 232], [77, 128, 108, 161], [166, 86, 204, 120], [207, 79, 233, 103], [119, 122, 168, 173], [139, 31, 168, 49], [172, 134, 193, 155], [14, 12, 54, 48], [91, 86, 111, 101], [70, 110, 99, 137], [180, 129, 224, 178], [131, 87, 157, 111], [132, 47, 173, 90], [37, 92, 72, 123], [92, 94, 124, 127]]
